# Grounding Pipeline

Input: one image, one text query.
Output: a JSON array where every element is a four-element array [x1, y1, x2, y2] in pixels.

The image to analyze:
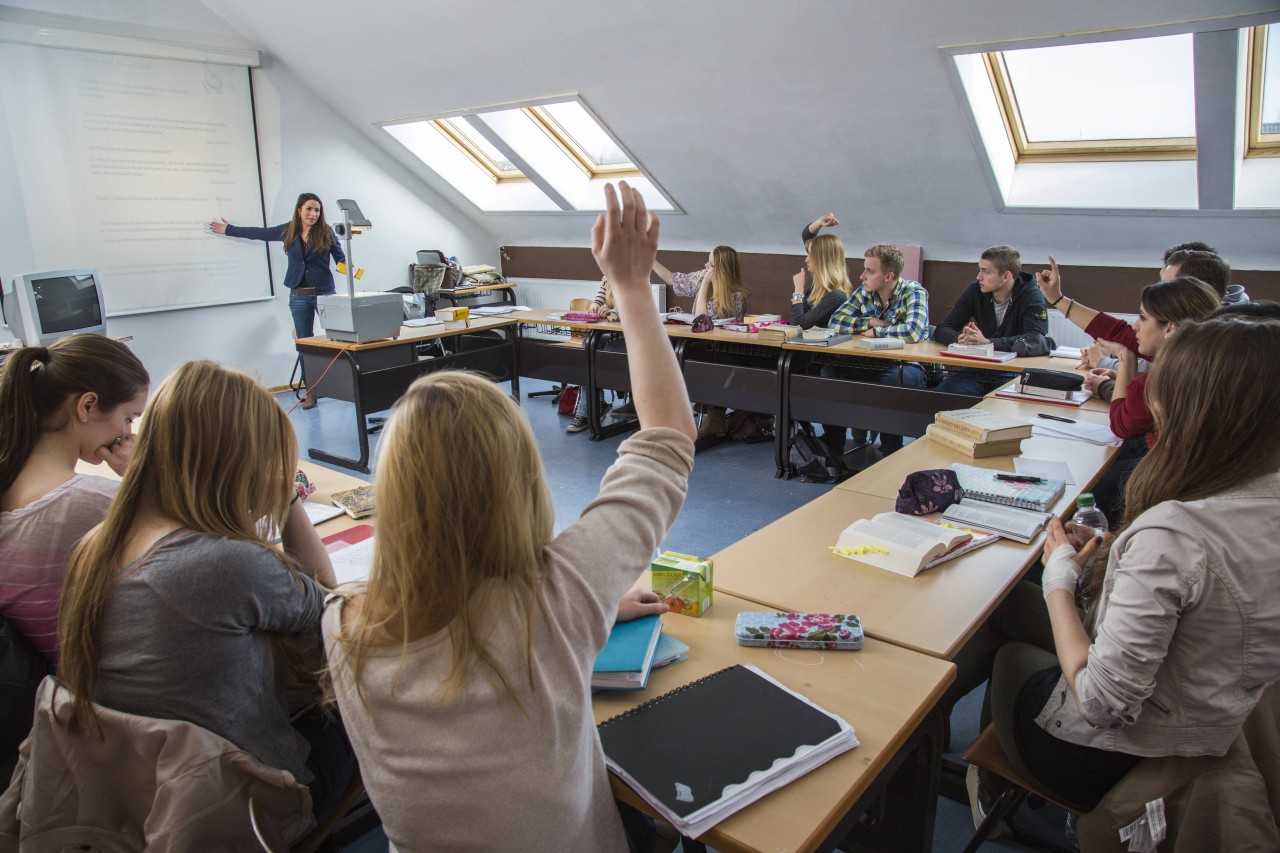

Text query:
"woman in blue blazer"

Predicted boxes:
[[209, 193, 345, 408]]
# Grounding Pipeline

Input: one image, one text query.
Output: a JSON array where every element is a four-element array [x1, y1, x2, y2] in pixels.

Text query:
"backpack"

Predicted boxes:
[[725, 411, 775, 444], [788, 422, 845, 483]]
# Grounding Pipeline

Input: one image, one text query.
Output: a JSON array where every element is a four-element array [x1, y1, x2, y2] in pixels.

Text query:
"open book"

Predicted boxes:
[[831, 512, 998, 577], [941, 498, 1050, 544]]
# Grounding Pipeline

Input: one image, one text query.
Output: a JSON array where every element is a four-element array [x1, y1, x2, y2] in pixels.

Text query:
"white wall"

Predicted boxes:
[[0, 2, 495, 387]]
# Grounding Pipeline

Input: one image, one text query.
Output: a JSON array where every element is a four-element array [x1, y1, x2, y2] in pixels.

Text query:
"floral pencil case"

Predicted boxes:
[[734, 612, 864, 651]]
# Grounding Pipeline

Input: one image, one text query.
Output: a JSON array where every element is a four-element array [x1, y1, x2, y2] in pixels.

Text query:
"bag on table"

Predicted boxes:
[[895, 469, 963, 515]]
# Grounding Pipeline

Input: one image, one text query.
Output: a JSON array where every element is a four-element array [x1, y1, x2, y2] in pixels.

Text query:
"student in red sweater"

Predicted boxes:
[[1035, 260, 1220, 521]]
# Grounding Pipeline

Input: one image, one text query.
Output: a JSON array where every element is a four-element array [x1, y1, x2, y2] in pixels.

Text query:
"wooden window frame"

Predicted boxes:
[[983, 51, 1196, 163], [525, 105, 641, 180], [431, 119, 528, 184], [1245, 25, 1280, 158]]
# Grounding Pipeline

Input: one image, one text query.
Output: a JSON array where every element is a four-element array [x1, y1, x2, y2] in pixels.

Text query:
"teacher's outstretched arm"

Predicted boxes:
[[592, 182, 695, 441]]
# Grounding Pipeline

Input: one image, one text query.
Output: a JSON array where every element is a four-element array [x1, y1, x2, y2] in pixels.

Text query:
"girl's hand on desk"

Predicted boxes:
[[617, 589, 669, 622], [592, 182, 659, 292], [96, 434, 136, 477], [1083, 368, 1116, 396]]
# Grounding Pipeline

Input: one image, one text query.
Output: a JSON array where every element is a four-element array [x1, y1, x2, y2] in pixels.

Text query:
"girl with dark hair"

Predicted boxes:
[[210, 192, 346, 408], [0, 335, 149, 664]]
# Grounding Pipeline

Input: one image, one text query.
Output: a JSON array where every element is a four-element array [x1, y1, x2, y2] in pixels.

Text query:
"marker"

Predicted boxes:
[[1037, 413, 1075, 423], [996, 473, 1044, 483]]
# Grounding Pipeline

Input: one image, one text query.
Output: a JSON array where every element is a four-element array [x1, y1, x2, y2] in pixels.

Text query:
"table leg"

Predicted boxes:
[[307, 351, 372, 474]]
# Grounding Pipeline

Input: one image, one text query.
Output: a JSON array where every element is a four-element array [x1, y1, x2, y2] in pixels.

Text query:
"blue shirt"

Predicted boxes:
[[224, 223, 345, 292]]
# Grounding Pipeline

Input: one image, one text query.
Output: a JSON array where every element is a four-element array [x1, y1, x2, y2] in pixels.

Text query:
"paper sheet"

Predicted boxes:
[[330, 536, 375, 585], [1014, 457, 1077, 485], [1032, 421, 1123, 447], [302, 501, 345, 525]]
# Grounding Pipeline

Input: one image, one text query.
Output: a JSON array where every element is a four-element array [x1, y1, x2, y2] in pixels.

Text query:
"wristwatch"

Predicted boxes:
[[791, 293, 805, 304]]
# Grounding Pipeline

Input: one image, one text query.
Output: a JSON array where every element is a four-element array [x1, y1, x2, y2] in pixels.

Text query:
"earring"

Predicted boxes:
[[82, 417, 89, 423]]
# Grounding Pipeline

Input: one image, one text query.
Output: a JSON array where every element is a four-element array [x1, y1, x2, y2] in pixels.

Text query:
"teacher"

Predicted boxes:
[[209, 193, 345, 409]]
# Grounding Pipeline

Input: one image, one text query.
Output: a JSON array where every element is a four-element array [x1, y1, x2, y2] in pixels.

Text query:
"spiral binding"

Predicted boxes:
[[598, 665, 740, 728]]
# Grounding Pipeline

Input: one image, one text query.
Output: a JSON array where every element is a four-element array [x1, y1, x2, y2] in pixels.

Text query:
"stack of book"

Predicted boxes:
[[924, 409, 1033, 458]]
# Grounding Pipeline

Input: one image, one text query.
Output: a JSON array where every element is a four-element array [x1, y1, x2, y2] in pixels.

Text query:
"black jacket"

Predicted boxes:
[[933, 273, 1051, 355]]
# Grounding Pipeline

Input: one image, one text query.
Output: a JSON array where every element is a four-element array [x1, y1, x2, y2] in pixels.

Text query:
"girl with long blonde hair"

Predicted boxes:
[[55, 360, 350, 831], [965, 317, 1280, 826], [324, 182, 696, 850], [791, 233, 854, 329], [652, 244, 748, 322]]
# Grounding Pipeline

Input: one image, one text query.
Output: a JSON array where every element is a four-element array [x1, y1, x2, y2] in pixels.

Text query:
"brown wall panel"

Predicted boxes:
[[502, 246, 1280, 321]]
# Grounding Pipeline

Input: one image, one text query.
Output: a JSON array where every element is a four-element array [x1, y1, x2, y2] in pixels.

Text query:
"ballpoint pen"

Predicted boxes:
[[996, 473, 1045, 483], [1037, 413, 1075, 423]]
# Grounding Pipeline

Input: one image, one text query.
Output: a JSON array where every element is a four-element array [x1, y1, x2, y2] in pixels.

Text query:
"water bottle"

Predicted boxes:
[[1071, 493, 1109, 602]]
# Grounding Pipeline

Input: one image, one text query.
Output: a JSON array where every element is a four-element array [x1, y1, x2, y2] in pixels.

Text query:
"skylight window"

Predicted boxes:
[[380, 97, 676, 214], [1247, 24, 1280, 156], [986, 34, 1196, 161]]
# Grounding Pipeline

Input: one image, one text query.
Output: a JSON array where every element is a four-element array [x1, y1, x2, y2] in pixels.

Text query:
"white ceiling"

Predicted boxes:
[[13, 0, 1280, 267]]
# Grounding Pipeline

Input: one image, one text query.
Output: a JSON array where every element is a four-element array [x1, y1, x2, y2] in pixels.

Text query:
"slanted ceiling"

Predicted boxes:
[[24, 0, 1280, 269]]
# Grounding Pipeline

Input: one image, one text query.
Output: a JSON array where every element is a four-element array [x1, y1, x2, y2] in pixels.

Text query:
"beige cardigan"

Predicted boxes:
[[0, 677, 313, 851]]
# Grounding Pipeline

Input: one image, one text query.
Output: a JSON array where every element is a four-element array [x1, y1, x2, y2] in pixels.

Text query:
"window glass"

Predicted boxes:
[[537, 101, 632, 167]]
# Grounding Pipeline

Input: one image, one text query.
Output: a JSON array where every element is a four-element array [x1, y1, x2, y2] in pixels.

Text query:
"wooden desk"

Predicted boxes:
[[594, 590, 955, 853], [709, 491, 1040, 661], [437, 281, 517, 307], [836, 397, 1120, 516], [297, 317, 520, 473]]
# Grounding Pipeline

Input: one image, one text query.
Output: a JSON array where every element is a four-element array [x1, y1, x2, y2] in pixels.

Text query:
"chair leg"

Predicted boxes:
[[960, 785, 1027, 853], [291, 772, 366, 853]]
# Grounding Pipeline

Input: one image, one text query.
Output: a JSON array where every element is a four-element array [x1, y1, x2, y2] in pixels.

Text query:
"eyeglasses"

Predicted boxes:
[[691, 313, 714, 333]]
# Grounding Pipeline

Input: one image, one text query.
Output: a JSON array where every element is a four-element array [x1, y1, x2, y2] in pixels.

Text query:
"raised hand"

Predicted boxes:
[[209, 217, 229, 235], [591, 182, 659, 295], [1035, 255, 1062, 303]]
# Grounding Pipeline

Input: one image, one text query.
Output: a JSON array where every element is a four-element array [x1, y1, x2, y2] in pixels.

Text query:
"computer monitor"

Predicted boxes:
[[2, 269, 108, 347]]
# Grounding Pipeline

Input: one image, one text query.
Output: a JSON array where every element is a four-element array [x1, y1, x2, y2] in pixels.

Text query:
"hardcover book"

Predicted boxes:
[[331, 485, 376, 519], [933, 409, 1033, 442], [924, 424, 1024, 459]]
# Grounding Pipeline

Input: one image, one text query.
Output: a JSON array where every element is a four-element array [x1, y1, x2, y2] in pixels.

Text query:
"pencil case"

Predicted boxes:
[[1018, 367, 1083, 393], [734, 612, 863, 650]]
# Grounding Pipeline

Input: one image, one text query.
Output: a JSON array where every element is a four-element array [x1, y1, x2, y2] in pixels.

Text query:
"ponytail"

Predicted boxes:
[[0, 336, 149, 494]]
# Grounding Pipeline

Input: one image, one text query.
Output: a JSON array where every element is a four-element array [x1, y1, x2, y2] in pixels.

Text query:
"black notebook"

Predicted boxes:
[[597, 663, 858, 837]]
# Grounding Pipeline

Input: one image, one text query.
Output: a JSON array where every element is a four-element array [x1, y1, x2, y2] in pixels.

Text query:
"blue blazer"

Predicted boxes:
[[224, 223, 346, 292]]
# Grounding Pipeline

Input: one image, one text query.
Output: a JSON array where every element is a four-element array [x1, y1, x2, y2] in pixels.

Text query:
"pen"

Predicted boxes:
[[1037, 413, 1075, 423], [996, 473, 1044, 483]]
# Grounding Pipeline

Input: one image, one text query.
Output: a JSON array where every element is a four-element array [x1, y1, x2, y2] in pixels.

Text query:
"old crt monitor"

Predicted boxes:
[[2, 269, 108, 347]]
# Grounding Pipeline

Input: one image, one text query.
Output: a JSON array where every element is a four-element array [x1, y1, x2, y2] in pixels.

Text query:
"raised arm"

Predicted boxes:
[[214, 221, 286, 242], [802, 212, 839, 245], [1035, 256, 1099, 331], [651, 260, 674, 286], [593, 183, 696, 441]]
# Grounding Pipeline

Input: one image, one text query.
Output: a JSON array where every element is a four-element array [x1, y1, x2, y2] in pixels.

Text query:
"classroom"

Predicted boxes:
[[1, 0, 1279, 851]]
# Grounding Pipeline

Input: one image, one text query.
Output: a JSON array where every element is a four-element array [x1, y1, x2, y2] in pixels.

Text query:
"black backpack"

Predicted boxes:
[[788, 422, 846, 483]]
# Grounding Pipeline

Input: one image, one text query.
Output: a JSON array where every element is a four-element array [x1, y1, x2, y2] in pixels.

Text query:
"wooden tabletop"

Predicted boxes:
[[295, 316, 517, 352], [708, 492, 1041, 661], [298, 460, 370, 537], [594, 589, 954, 852], [438, 281, 516, 295], [835, 397, 1120, 511], [783, 339, 1086, 373]]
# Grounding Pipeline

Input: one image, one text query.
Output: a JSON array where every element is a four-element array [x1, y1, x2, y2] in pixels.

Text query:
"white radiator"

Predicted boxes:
[[1047, 309, 1136, 349], [512, 278, 666, 312]]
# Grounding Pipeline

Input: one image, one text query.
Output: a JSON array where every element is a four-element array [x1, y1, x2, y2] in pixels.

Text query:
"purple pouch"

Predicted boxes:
[[895, 469, 963, 515]]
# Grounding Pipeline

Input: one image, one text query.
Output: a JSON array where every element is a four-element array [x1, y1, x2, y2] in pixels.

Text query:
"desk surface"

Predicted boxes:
[[296, 316, 517, 352], [784, 340, 1084, 373], [709, 491, 1041, 661], [438, 281, 516, 295], [836, 396, 1118, 511], [594, 589, 954, 852]]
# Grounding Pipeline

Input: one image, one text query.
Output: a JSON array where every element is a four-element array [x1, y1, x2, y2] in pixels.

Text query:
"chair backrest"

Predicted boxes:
[[416, 249, 446, 265], [2, 677, 313, 849]]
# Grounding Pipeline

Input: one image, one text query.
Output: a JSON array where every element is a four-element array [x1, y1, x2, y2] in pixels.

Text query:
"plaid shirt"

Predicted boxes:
[[828, 278, 929, 341]]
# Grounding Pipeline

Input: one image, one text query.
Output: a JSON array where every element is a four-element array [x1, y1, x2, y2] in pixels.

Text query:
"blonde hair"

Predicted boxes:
[[329, 371, 553, 709], [806, 234, 854, 304], [58, 361, 299, 736], [706, 245, 748, 321]]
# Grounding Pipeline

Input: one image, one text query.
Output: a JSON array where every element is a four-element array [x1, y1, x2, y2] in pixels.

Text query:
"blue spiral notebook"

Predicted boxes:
[[949, 463, 1065, 512]]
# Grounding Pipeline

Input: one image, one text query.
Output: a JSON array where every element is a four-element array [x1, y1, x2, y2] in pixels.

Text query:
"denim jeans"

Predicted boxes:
[[934, 368, 1015, 396], [289, 290, 329, 385], [820, 361, 927, 453]]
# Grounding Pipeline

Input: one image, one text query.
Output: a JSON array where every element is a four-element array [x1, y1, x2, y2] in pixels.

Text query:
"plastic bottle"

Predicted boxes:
[[1071, 493, 1109, 601], [1071, 493, 1109, 541]]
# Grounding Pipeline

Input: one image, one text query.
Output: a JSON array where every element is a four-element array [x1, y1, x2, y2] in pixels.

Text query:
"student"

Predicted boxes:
[[933, 245, 1050, 395], [790, 233, 854, 329], [966, 317, 1280, 823], [566, 278, 633, 434], [1161, 248, 1230, 298], [652, 246, 748, 439], [821, 244, 929, 455], [210, 192, 345, 409], [55, 361, 352, 830], [1037, 263, 1220, 523], [323, 182, 696, 851], [0, 336, 148, 666]]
